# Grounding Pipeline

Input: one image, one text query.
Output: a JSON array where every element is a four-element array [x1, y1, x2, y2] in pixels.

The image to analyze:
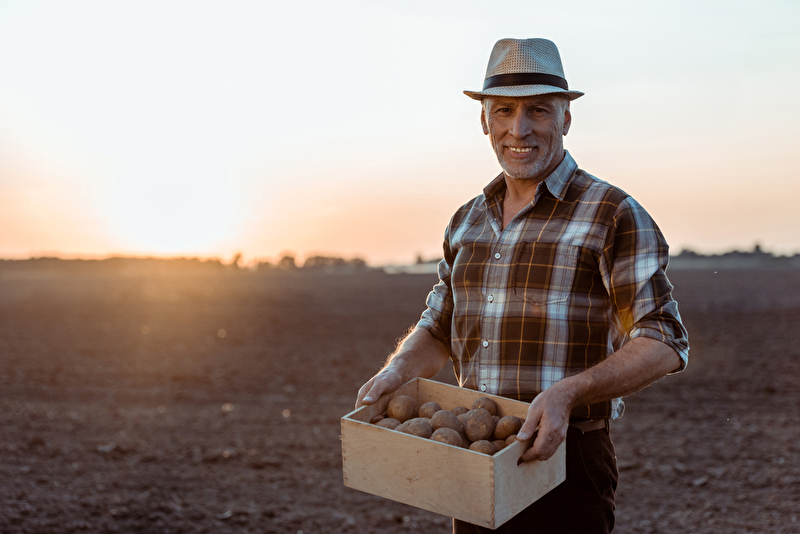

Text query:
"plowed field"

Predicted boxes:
[[1, 264, 798, 533]]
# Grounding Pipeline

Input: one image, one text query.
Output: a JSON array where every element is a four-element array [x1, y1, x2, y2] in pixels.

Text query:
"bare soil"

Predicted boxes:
[[0, 264, 798, 533]]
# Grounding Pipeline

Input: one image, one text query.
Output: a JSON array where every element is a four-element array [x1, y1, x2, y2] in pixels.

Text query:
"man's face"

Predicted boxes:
[[480, 94, 571, 183]]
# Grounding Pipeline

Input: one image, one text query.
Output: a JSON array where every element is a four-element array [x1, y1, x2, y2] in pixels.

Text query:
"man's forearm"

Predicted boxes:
[[383, 327, 451, 383], [558, 336, 682, 411]]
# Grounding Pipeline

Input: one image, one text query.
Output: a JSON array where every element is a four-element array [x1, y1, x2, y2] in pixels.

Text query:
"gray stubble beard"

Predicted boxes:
[[495, 138, 564, 183]]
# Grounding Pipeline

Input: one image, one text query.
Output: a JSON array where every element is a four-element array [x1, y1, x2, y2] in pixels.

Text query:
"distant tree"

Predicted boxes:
[[302, 256, 368, 271], [674, 249, 701, 258], [347, 258, 367, 269], [302, 256, 346, 270], [277, 255, 297, 270]]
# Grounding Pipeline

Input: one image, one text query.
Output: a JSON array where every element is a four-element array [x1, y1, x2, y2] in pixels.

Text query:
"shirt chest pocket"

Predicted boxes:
[[512, 241, 580, 305]]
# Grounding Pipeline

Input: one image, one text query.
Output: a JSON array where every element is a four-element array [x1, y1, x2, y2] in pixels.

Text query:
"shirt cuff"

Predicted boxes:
[[629, 326, 689, 373]]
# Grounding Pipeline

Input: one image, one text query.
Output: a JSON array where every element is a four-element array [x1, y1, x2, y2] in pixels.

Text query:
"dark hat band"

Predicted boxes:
[[483, 72, 569, 91]]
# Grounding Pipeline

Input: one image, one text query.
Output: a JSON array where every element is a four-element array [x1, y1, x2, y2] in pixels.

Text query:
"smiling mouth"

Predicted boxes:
[[507, 147, 533, 153]]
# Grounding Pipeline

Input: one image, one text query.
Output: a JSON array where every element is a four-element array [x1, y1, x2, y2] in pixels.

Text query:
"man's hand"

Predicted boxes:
[[355, 367, 404, 408], [353, 327, 451, 409], [516, 381, 573, 462]]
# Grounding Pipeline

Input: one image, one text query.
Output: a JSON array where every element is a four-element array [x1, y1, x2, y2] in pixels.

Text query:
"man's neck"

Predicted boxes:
[[500, 180, 540, 230], [503, 175, 544, 207], [499, 151, 566, 230]]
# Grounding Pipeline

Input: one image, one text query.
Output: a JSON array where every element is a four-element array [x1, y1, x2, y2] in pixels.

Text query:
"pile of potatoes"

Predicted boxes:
[[370, 395, 524, 456]]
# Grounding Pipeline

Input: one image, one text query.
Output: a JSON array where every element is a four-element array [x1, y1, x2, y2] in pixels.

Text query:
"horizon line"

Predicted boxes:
[[2, 243, 800, 268]]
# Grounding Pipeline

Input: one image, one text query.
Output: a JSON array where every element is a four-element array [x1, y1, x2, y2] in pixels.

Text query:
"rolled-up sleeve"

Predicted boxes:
[[601, 197, 689, 372], [416, 228, 456, 346]]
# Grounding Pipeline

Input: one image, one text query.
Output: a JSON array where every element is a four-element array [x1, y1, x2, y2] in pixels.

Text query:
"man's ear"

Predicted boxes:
[[562, 105, 572, 136], [480, 106, 489, 135]]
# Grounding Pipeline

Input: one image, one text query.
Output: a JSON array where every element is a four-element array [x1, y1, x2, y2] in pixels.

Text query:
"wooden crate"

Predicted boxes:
[[341, 378, 566, 529]]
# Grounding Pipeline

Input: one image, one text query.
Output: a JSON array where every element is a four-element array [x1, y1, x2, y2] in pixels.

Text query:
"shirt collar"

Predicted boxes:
[[483, 150, 578, 202], [544, 150, 578, 201]]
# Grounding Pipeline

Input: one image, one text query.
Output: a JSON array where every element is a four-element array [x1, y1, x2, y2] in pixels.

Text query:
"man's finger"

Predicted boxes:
[[361, 385, 380, 405], [516, 418, 538, 441], [355, 379, 377, 408], [362, 377, 389, 405], [356, 372, 395, 408], [516, 419, 540, 463], [525, 438, 555, 462], [521, 423, 567, 462]]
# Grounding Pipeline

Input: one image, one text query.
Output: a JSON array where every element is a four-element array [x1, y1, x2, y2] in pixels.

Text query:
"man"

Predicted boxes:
[[356, 38, 689, 533]]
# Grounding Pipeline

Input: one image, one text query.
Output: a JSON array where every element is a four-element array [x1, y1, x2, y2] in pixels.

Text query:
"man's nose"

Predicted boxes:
[[509, 111, 533, 138]]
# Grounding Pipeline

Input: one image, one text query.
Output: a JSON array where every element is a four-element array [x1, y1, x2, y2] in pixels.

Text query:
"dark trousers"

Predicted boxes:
[[453, 425, 618, 533]]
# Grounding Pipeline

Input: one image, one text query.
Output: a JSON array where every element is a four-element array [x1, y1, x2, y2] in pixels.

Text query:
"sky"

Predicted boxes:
[[1, 0, 798, 266]]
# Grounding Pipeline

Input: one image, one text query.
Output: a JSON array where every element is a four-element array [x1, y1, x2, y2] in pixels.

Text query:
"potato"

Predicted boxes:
[[418, 401, 441, 419], [397, 417, 432, 438], [492, 439, 507, 451], [430, 410, 463, 433], [493, 415, 523, 440], [387, 395, 417, 423], [431, 428, 463, 447], [451, 406, 469, 416], [469, 440, 498, 455], [376, 417, 401, 430], [370, 414, 385, 424], [472, 396, 498, 416], [462, 408, 495, 442], [504, 434, 518, 448]]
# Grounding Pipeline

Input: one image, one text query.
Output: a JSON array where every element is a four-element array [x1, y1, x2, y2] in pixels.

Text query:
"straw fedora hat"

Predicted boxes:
[[464, 38, 584, 101]]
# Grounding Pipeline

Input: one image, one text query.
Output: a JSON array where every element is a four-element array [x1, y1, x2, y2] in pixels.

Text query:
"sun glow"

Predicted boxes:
[[111, 176, 238, 255]]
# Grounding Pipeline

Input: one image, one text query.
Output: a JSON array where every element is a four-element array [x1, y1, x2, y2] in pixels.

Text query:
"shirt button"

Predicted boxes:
[[480, 384, 487, 392], [482, 340, 489, 348], [494, 252, 501, 260], [487, 295, 494, 302]]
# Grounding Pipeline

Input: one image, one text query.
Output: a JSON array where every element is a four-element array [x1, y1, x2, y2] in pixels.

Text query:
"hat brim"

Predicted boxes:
[[463, 84, 584, 101]]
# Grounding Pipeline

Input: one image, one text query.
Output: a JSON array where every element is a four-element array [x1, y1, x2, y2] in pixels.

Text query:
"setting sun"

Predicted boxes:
[[110, 174, 238, 255]]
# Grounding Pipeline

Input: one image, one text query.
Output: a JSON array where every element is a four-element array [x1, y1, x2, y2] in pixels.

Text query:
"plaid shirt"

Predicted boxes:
[[417, 151, 689, 419]]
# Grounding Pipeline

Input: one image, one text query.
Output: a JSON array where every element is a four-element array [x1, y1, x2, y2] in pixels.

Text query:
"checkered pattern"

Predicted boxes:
[[417, 152, 689, 419]]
